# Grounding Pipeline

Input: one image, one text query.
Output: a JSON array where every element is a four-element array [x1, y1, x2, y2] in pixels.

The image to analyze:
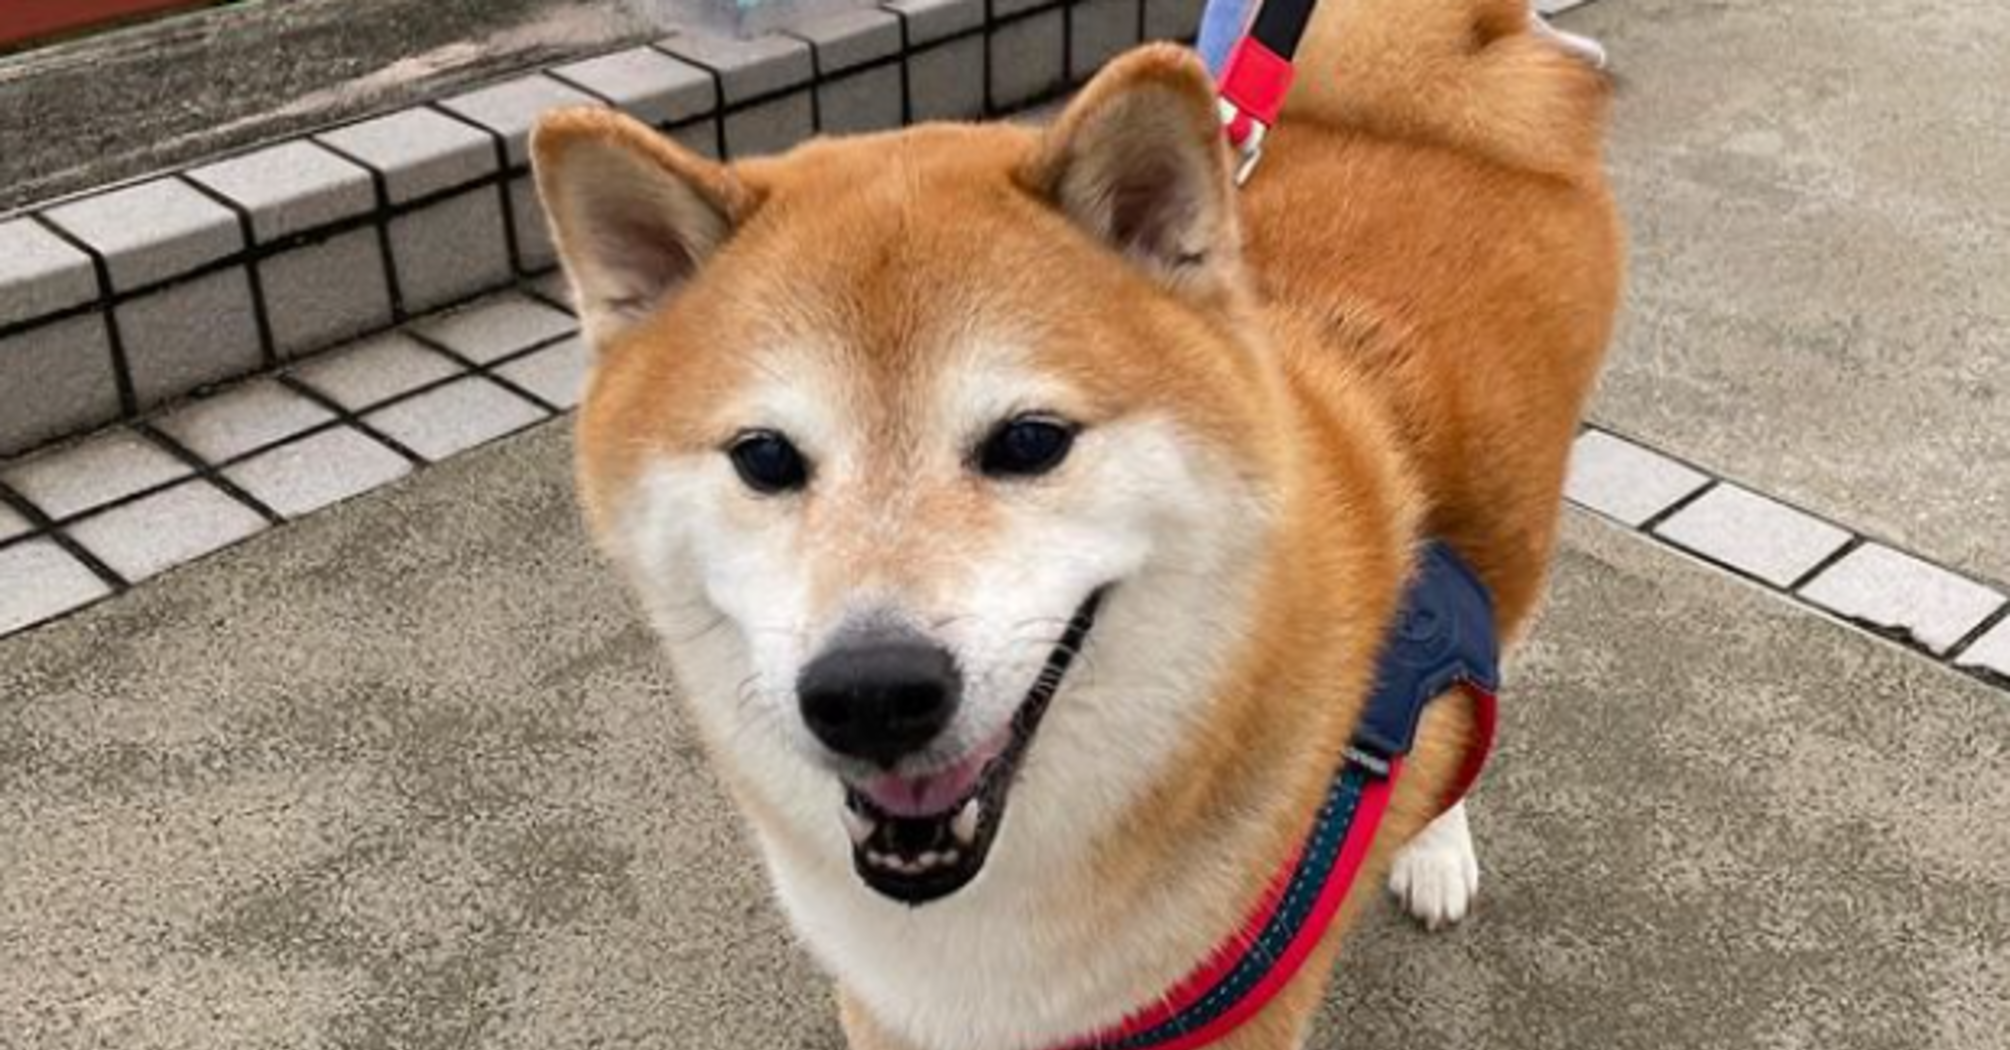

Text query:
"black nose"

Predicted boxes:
[[797, 634, 961, 767]]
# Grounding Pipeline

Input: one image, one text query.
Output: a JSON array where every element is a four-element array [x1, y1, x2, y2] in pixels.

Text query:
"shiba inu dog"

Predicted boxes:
[[532, 0, 1621, 1044]]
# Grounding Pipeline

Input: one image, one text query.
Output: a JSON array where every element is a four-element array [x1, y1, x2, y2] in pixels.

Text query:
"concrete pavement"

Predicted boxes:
[[2, 421, 2003, 1050]]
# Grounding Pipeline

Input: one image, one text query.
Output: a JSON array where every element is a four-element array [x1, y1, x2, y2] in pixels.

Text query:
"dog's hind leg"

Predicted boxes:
[[1388, 801, 1481, 931]]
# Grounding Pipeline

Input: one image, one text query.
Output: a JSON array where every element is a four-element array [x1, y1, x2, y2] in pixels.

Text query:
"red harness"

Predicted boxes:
[[1051, 544, 1503, 1050]]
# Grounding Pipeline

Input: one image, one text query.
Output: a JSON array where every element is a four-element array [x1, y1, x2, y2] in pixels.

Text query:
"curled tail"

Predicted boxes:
[[1253, 0, 1611, 181]]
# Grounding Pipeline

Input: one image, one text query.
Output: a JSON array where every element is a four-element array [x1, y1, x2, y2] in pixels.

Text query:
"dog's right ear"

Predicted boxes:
[[532, 109, 758, 349]]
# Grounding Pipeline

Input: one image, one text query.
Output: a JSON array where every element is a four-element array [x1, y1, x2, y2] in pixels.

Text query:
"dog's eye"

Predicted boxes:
[[978, 416, 1076, 479], [728, 430, 810, 494]]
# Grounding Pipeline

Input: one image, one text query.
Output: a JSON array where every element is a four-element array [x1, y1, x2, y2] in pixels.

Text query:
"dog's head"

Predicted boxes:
[[536, 48, 1299, 905]]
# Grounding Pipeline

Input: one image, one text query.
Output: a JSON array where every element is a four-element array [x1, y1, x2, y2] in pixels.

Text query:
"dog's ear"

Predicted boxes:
[[1022, 45, 1240, 296], [532, 109, 760, 348]]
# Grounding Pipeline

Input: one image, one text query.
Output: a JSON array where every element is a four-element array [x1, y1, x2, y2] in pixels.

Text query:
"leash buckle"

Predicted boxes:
[[1218, 99, 1268, 186]]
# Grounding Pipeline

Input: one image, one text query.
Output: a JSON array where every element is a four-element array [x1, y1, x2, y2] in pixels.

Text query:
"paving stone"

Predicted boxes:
[[0, 538, 112, 637], [154, 378, 337, 464], [1071, 0, 1142, 81], [509, 177, 558, 273], [412, 293, 577, 365], [494, 336, 591, 409], [41, 179, 243, 293], [908, 36, 987, 122], [1564, 430, 1713, 527], [994, 0, 1057, 16], [185, 141, 376, 244], [553, 47, 718, 128], [1798, 544, 2005, 655], [115, 267, 266, 408], [1144, 0, 1207, 41], [0, 219, 99, 328], [316, 108, 498, 206], [290, 332, 463, 411], [793, 8, 902, 73], [3, 428, 191, 521], [821, 65, 906, 136], [259, 228, 396, 359], [724, 93, 817, 158], [223, 426, 413, 519], [440, 76, 606, 168], [671, 119, 723, 159], [0, 314, 121, 458], [1537, 0, 1594, 13], [361, 377, 547, 462], [882, 0, 985, 45], [526, 272, 575, 313], [388, 189, 515, 312], [1954, 618, 2010, 680], [0, 501, 33, 544], [1653, 484, 1853, 588], [990, 9, 1068, 110], [657, 32, 814, 106], [68, 480, 269, 583]]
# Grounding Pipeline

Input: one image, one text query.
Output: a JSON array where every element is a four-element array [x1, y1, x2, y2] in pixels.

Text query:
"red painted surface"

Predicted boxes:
[[0, 0, 214, 49]]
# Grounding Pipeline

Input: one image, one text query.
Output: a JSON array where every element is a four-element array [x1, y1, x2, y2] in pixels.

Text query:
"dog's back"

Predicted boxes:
[[1249, 0, 1624, 632]]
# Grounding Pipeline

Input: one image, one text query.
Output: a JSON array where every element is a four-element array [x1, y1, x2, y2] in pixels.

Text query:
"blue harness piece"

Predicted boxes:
[[1064, 542, 1503, 1050]]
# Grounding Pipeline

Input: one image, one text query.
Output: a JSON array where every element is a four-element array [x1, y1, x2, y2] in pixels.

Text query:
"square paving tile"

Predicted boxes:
[[990, 10, 1068, 110], [3, 428, 191, 521], [494, 336, 591, 409], [1798, 544, 2005, 655], [525, 272, 574, 313], [0, 314, 121, 458], [290, 332, 465, 412], [41, 178, 244, 293], [820, 65, 904, 136], [387, 189, 515, 312], [114, 267, 267, 408], [882, 0, 985, 46], [908, 37, 987, 122], [792, 7, 902, 73], [0, 218, 99, 328], [1954, 618, 2010, 681], [0, 501, 33, 544], [186, 141, 377, 244], [509, 177, 557, 273], [439, 76, 606, 168], [68, 479, 269, 583], [1071, 0, 1142, 80], [259, 228, 396, 358], [1653, 484, 1853, 588], [657, 32, 814, 106], [411, 293, 577, 365], [670, 119, 722, 160], [154, 378, 337, 464], [723, 93, 817, 159], [224, 426, 413, 519], [0, 538, 112, 636], [1144, 0, 1206, 40], [1565, 430, 1713, 527], [316, 109, 498, 206], [361, 378, 547, 462], [552, 47, 718, 127]]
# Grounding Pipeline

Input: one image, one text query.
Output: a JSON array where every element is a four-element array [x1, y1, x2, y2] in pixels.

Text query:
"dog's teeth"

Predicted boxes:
[[918, 851, 941, 869], [952, 800, 982, 845], [841, 807, 876, 846], [942, 849, 960, 865]]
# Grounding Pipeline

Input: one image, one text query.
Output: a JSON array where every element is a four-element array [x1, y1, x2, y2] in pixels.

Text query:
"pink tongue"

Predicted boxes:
[[857, 739, 1001, 817]]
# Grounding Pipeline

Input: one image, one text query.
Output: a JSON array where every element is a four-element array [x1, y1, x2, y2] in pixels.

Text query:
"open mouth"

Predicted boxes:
[[839, 590, 1104, 906]]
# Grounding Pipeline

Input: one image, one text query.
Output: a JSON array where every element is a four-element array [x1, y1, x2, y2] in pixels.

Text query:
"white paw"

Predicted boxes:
[[1388, 802, 1480, 931], [1531, 12, 1611, 70]]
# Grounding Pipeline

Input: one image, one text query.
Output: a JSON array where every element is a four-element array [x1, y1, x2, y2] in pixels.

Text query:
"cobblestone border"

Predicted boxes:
[[1566, 427, 2010, 691], [0, 0, 1206, 459]]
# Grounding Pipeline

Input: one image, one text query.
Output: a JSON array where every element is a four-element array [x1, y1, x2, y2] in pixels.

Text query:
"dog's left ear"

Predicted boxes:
[[1022, 45, 1240, 296]]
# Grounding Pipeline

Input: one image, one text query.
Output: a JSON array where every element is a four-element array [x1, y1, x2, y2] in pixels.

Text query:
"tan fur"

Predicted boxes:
[[537, 0, 1619, 1043]]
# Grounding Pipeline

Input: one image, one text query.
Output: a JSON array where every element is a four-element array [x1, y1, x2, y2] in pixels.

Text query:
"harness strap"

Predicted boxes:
[[1055, 543, 1502, 1050]]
